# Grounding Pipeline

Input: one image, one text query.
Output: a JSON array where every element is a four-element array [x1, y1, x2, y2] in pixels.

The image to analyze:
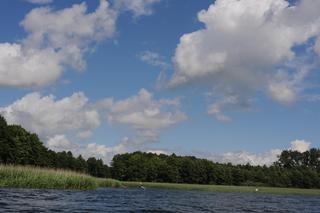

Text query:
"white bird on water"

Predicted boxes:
[[139, 182, 146, 190]]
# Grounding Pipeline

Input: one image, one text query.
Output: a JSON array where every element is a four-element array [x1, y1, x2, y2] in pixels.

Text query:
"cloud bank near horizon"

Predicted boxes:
[[0, 89, 186, 163]]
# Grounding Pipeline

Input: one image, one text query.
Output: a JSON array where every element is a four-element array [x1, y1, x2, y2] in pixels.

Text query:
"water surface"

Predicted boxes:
[[0, 188, 319, 212]]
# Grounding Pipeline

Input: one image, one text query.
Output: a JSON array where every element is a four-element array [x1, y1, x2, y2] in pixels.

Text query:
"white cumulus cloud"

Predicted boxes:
[[98, 88, 187, 144], [0, 0, 117, 87], [0, 92, 100, 140], [169, 0, 320, 121], [290, 139, 311, 153], [0, 43, 62, 87]]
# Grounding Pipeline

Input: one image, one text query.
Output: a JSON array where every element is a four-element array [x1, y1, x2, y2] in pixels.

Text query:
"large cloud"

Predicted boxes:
[[170, 0, 320, 121], [0, 92, 100, 140], [113, 0, 161, 17], [0, 0, 117, 87], [98, 88, 187, 144]]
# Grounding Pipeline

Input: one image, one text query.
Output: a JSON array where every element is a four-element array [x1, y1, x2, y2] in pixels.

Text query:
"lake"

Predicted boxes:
[[0, 188, 319, 212]]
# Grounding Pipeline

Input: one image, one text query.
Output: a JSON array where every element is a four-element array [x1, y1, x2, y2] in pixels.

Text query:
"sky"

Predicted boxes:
[[0, 0, 320, 165]]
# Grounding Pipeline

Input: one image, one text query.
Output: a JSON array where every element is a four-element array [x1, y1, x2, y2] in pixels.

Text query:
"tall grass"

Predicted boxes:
[[2, 165, 320, 196], [0, 165, 121, 190], [96, 178, 123, 188]]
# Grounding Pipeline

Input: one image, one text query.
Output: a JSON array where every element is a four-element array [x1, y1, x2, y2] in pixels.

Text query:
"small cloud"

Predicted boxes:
[[25, 0, 53, 4], [267, 81, 297, 105], [138, 50, 171, 90], [267, 68, 308, 105], [139, 50, 169, 68], [147, 150, 169, 155], [290, 139, 311, 153], [113, 0, 161, 17], [207, 92, 253, 123]]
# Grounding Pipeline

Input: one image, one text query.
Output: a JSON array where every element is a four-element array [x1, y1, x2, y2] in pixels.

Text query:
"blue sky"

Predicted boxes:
[[0, 0, 319, 165]]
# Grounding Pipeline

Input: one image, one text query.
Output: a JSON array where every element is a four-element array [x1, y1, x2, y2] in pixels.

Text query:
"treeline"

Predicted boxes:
[[111, 151, 320, 188], [1, 115, 320, 188], [0, 116, 110, 178]]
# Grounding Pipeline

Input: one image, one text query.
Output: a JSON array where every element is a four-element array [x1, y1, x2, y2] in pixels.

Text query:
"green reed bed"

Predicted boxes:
[[0, 165, 124, 190], [96, 178, 123, 188], [2, 165, 319, 195], [0, 165, 98, 190], [122, 181, 320, 196]]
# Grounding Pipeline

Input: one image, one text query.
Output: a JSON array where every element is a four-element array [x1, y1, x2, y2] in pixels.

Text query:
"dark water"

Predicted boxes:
[[0, 188, 319, 213]]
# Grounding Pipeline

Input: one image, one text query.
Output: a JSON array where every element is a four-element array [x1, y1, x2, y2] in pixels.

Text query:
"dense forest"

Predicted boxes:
[[112, 151, 320, 188], [0, 115, 110, 178], [1, 115, 319, 188]]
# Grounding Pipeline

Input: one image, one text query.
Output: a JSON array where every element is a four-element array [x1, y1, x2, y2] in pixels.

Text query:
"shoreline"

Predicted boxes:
[[121, 181, 320, 196], [1, 165, 320, 196]]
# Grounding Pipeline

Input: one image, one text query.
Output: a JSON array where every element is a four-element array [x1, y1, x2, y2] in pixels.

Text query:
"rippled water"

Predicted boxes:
[[0, 188, 319, 212]]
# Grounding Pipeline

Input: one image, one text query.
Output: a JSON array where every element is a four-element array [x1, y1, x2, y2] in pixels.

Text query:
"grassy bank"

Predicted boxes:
[[0, 165, 121, 190], [122, 181, 320, 196], [1, 165, 320, 195]]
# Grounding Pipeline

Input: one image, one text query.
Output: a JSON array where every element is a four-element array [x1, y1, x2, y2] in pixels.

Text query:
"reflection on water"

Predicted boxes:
[[0, 188, 319, 212]]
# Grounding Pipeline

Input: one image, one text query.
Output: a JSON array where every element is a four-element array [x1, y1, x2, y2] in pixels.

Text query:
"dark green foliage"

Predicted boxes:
[[0, 115, 319, 188], [87, 157, 110, 178], [0, 115, 110, 178], [111, 150, 320, 189]]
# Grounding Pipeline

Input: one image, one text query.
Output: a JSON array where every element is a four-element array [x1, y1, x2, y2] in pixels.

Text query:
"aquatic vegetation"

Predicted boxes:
[[96, 178, 123, 188], [0, 165, 121, 190], [1, 164, 319, 196]]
